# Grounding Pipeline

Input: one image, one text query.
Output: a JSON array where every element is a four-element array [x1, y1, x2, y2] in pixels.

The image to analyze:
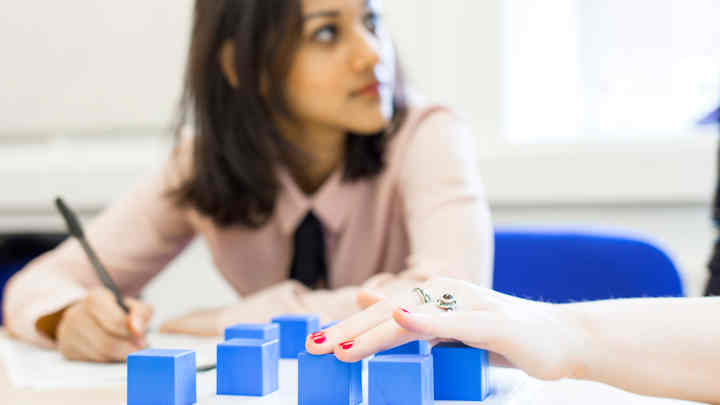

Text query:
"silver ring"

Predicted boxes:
[[436, 293, 457, 312], [411, 287, 433, 305]]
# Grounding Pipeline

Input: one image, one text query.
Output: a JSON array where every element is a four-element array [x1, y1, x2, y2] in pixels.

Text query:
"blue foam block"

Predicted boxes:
[[127, 349, 196, 405], [271, 314, 320, 358], [432, 342, 489, 401], [217, 338, 279, 396], [321, 320, 339, 330], [298, 352, 362, 405], [369, 354, 433, 405], [376, 340, 431, 356], [224, 323, 279, 341]]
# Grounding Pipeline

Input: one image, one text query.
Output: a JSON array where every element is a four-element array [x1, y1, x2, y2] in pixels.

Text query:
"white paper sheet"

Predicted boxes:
[[0, 330, 220, 389]]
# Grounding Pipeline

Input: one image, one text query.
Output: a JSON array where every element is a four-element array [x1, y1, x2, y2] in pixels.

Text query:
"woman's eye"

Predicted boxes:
[[364, 12, 380, 34], [313, 25, 338, 43]]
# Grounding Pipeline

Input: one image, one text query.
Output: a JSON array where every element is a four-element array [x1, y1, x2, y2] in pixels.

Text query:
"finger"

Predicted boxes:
[[57, 306, 106, 362], [73, 328, 142, 362], [306, 288, 429, 354], [99, 335, 144, 362], [85, 332, 143, 362], [393, 308, 501, 347], [61, 344, 95, 362], [125, 298, 153, 339], [59, 307, 121, 363], [332, 316, 421, 362], [84, 310, 144, 362], [332, 303, 446, 363], [61, 339, 110, 363], [356, 289, 385, 310], [84, 289, 134, 339], [126, 317, 147, 348]]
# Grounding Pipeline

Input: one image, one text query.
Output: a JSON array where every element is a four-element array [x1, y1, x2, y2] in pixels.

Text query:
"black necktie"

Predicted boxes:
[[289, 212, 327, 289]]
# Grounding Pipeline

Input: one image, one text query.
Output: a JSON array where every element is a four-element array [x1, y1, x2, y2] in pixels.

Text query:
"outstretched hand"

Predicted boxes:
[[306, 278, 589, 381]]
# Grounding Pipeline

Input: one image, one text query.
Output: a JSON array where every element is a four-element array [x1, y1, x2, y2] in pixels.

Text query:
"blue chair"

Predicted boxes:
[[0, 234, 66, 324], [492, 227, 684, 303]]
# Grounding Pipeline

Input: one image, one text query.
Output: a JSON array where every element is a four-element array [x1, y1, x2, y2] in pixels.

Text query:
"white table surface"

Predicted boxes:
[[0, 329, 707, 405], [193, 360, 705, 405]]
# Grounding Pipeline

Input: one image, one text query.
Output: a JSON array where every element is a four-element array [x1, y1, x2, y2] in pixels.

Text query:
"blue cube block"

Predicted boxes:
[[271, 314, 320, 358], [376, 340, 431, 356], [321, 320, 339, 330], [298, 352, 362, 405], [224, 323, 279, 341], [217, 338, 279, 396], [432, 343, 489, 401], [127, 349, 196, 405], [369, 355, 433, 405]]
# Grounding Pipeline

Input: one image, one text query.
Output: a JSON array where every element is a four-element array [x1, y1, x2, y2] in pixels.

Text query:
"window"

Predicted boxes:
[[502, 0, 720, 142]]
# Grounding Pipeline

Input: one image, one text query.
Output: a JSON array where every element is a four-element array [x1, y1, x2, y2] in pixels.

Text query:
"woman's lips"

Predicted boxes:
[[353, 82, 382, 97]]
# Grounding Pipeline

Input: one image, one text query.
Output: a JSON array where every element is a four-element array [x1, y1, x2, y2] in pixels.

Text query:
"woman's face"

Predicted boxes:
[[284, 0, 395, 135]]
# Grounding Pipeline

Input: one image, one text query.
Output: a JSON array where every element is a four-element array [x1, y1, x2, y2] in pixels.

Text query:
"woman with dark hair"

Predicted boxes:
[[2, 0, 492, 362]]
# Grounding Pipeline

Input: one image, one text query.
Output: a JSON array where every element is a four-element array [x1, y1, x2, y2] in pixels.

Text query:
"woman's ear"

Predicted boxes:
[[219, 40, 239, 88]]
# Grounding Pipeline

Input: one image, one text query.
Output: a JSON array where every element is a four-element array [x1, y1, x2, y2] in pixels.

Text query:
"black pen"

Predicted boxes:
[[54, 197, 130, 313], [54, 197, 217, 372]]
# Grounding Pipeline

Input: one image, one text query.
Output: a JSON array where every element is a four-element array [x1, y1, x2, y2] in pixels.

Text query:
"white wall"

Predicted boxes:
[[0, 0, 193, 134], [383, 0, 502, 147]]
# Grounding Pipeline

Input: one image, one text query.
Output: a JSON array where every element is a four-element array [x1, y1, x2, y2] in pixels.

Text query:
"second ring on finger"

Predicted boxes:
[[412, 287, 458, 312]]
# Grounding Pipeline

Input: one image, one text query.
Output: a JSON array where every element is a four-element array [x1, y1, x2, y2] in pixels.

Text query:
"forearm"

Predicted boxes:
[[3, 254, 88, 348], [212, 281, 362, 332], [400, 111, 494, 288], [408, 201, 493, 287], [567, 297, 720, 403]]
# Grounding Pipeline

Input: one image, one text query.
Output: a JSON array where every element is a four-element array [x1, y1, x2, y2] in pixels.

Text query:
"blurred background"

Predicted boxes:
[[1, 1, 719, 323]]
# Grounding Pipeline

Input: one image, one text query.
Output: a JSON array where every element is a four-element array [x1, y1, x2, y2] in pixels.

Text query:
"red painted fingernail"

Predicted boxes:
[[310, 331, 325, 338], [339, 340, 354, 350], [313, 336, 327, 344], [400, 308, 410, 313]]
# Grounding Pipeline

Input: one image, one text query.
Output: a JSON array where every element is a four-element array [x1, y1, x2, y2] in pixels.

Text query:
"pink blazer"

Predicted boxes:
[[3, 104, 493, 348]]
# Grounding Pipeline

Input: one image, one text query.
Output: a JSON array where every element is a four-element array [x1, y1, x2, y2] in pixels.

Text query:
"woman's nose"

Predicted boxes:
[[350, 30, 381, 73]]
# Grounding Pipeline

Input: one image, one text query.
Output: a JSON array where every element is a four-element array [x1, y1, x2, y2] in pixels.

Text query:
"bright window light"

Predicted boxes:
[[502, 0, 720, 142]]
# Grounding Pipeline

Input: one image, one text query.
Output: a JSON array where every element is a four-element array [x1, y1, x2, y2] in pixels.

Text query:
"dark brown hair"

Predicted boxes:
[[171, 0, 408, 228]]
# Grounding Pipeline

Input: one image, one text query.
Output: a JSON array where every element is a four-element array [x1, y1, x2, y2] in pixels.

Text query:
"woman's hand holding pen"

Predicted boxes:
[[56, 287, 153, 362]]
